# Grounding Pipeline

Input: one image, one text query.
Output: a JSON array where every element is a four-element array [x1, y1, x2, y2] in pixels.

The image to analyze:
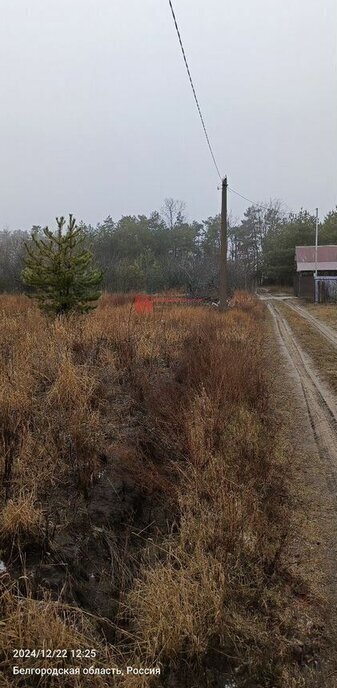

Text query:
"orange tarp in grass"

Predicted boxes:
[[134, 295, 153, 314], [134, 294, 206, 313]]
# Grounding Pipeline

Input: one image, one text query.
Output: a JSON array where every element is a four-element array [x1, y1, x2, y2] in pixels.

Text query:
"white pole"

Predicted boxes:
[[314, 208, 319, 303], [314, 208, 319, 277]]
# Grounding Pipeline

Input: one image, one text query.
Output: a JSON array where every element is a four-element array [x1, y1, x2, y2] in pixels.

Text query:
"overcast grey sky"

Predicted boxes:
[[0, 0, 336, 230]]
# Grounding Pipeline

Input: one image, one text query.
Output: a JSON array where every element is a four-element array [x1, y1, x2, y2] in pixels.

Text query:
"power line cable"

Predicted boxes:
[[228, 187, 273, 211], [168, 0, 222, 181], [229, 186, 294, 213], [168, 2, 293, 213]]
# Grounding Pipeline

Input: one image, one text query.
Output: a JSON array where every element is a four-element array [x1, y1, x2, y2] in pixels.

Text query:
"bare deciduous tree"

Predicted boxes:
[[161, 198, 186, 230]]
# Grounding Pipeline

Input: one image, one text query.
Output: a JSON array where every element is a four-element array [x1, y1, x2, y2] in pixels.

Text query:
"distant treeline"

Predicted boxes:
[[1, 198, 337, 294]]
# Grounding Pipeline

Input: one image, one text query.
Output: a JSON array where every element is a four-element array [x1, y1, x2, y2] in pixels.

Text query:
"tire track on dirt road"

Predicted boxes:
[[268, 300, 337, 685], [269, 301, 337, 491], [282, 300, 337, 350]]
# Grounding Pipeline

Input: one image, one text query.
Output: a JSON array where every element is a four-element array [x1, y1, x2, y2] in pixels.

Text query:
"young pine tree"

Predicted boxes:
[[22, 214, 103, 315]]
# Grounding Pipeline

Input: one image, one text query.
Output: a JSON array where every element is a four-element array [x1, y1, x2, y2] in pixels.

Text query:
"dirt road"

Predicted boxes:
[[269, 300, 337, 684], [269, 301, 337, 489], [268, 303, 337, 476]]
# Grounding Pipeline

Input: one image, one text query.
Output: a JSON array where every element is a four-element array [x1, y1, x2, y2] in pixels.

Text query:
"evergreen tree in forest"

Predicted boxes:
[[21, 214, 103, 314]]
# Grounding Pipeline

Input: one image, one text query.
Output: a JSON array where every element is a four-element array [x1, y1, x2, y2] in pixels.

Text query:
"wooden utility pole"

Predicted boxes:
[[219, 176, 228, 309]]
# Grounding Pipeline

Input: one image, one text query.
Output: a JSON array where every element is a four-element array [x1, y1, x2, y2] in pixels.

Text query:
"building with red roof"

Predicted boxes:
[[294, 245, 337, 300]]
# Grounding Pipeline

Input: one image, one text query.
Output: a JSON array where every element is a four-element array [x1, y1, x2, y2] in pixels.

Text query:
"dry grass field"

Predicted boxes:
[[0, 292, 323, 687]]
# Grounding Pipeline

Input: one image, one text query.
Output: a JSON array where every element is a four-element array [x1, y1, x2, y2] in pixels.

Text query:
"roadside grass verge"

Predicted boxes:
[[277, 302, 337, 393], [303, 303, 337, 331]]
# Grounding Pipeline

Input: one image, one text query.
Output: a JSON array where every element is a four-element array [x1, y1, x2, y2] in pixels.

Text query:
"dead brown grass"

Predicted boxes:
[[0, 582, 120, 687], [0, 298, 199, 503], [0, 292, 321, 687], [0, 494, 42, 543], [121, 295, 318, 687], [304, 303, 337, 330]]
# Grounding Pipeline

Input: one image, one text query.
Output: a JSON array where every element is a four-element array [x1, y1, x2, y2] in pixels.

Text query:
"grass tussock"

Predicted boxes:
[[0, 292, 321, 687], [0, 494, 42, 543]]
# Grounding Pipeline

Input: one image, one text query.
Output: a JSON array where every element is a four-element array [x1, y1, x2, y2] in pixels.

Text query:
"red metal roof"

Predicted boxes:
[[296, 245, 337, 272], [296, 245, 337, 262]]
